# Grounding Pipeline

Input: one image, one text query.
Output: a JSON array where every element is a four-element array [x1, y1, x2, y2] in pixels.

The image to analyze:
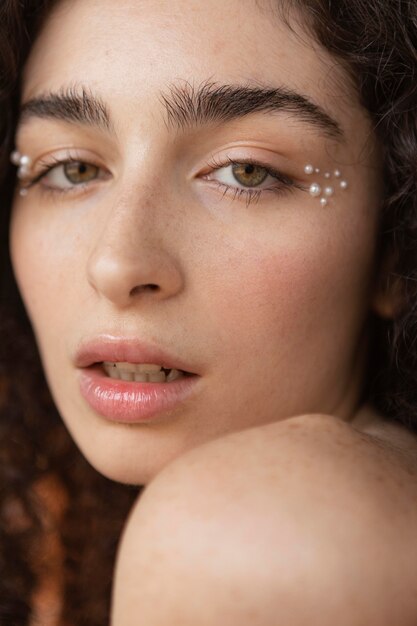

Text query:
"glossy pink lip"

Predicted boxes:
[[78, 365, 199, 423], [74, 335, 197, 373], [74, 335, 200, 423]]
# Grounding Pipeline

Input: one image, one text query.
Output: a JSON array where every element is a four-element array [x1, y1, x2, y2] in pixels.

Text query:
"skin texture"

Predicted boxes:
[[9, 2, 417, 624], [111, 413, 417, 626], [10, 0, 386, 486]]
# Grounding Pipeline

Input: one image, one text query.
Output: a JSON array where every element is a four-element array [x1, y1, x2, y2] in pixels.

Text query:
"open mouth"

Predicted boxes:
[[98, 361, 192, 383]]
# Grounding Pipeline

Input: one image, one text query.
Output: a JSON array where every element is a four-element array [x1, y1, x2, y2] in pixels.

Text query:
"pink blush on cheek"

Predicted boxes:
[[253, 252, 324, 329], [216, 247, 322, 336], [215, 231, 361, 353]]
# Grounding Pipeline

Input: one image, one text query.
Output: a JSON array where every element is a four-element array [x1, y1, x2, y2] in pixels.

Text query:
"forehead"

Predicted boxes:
[[21, 0, 366, 145], [23, 0, 347, 95]]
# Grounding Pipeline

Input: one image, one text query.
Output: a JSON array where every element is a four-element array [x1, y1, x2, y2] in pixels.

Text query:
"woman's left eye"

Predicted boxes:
[[213, 162, 270, 188], [204, 159, 295, 203], [40, 161, 100, 190]]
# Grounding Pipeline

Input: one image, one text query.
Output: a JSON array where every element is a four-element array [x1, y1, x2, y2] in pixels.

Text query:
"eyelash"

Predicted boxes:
[[203, 155, 297, 206], [21, 154, 298, 206], [21, 155, 101, 199]]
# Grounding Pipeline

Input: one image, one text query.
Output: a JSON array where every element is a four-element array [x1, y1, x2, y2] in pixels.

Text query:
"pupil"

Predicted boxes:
[[64, 161, 98, 184], [232, 163, 268, 187]]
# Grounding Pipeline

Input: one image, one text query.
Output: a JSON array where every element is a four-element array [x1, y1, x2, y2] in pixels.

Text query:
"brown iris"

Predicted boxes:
[[232, 163, 268, 187], [64, 162, 99, 184]]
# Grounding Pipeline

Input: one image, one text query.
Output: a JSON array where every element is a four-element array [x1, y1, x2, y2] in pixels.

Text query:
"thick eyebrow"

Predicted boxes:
[[160, 80, 344, 141], [18, 86, 113, 133], [17, 80, 344, 143]]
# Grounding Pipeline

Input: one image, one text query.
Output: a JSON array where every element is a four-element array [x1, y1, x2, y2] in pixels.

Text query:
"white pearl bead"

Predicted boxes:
[[315, 168, 320, 174], [334, 169, 341, 177], [304, 164, 314, 175], [320, 198, 328, 207], [19, 155, 31, 166], [19, 187, 28, 197], [340, 180, 348, 190], [324, 172, 331, 179], [309, 183, 321, 197], [10, 150, 21, 165], [17, 167, 29, 179], [324, 186, 334, 197]]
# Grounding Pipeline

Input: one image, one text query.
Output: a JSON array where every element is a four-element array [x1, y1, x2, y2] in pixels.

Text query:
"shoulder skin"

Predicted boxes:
[[111, 413, 417, 626]]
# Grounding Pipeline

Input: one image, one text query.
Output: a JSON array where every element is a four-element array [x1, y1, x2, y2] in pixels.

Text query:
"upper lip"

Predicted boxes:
[[74, 335, 197, 374]]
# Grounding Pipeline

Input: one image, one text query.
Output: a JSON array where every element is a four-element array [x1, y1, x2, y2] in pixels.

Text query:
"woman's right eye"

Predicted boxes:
[[40, 161, 100, 190]]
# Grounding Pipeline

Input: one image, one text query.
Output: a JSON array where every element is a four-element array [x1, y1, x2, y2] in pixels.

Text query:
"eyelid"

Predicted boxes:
[[192, 152, 306, 208], [200, 151, 307, 192], [203, 155, 294, 186], [15, 143, 93, 172], [18, 146, 306, 207], [33, 148, 106, 174], [198, 145, 305, 178], [21, 148, 111, 193]]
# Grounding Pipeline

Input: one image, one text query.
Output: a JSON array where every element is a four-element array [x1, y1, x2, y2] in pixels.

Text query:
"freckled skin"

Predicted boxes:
[[111, 415, 417, 625], [11, 0, 384, 486], [10, 2, 417, 625]]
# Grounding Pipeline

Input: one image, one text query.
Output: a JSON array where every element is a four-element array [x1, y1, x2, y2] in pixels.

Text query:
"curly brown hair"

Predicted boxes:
[[0, 1, 416, 625], [0, 8, 139, 626]]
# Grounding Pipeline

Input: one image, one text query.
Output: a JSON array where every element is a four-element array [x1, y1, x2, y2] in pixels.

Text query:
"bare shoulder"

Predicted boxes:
[[111, 413, 417, 626]]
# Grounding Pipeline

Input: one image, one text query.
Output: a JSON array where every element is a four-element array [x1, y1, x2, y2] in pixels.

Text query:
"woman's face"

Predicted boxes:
[[10, 0, 383, 484]]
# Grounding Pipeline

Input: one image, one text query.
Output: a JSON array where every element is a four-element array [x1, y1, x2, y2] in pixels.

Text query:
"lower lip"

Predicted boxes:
[[78, 365, 200, 423]]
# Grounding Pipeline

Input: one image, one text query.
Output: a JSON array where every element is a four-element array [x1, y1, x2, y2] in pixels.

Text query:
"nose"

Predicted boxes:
[[86, 188, 184, 309]]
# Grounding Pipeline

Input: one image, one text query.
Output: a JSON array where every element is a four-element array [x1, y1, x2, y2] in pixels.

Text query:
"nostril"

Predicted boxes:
[[130, 284, 159, 296]]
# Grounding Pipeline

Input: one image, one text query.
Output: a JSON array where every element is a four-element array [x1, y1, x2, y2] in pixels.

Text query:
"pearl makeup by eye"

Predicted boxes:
[[304, 163, 348, 207], [9, 145, 112, 199], [9, 143, 349, 210], [10, 151, 34, 194]]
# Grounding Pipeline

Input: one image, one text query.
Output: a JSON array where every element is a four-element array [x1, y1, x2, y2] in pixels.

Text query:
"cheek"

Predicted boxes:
[[205, 225, 376, 361], [10, 205, 79, 349], [213, 252, 319, 357], [11, 208, 47, 316]]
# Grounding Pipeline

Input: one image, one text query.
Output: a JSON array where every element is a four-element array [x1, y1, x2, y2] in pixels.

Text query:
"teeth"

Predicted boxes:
[[133, 373, 148, 382], [167, 369, 182, 382], [108, 367, 120, 380], [148, 371, 167, 383], [103, 362, 162, 373], [102, 362, 185, 383], [119, 371, 134, 382]]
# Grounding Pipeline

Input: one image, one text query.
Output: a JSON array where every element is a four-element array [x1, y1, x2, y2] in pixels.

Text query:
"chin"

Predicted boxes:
[[77, 439, 177, 486], [88, 455, 153, 486]]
